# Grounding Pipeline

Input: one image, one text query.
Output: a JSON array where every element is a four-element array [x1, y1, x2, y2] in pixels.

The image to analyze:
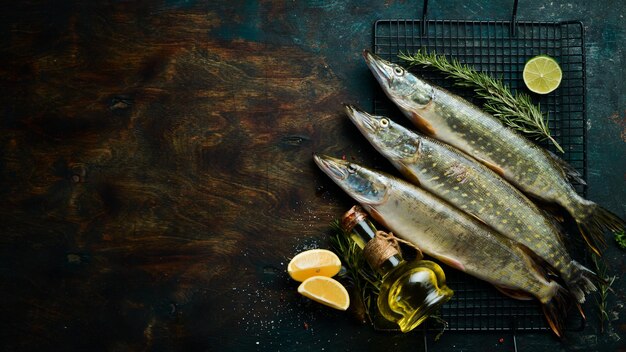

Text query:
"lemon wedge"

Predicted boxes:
[[287, 249, 341, 282], [297, 276, 350, 311]]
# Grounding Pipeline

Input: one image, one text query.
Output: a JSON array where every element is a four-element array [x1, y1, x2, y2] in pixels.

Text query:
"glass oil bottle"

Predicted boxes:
[[342, 205, 453, 333]]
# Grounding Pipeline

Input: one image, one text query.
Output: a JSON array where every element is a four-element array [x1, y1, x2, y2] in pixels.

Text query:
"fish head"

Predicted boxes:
[[363, 50, 433, 110], [313, 154, 390, 205], [344, 105, 421, 162]]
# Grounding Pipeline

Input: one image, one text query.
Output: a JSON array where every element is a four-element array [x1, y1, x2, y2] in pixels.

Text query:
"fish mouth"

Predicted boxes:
[[313, 154, 349, 181], [344, 104, 377, 135], [363, 50, 393, 86]]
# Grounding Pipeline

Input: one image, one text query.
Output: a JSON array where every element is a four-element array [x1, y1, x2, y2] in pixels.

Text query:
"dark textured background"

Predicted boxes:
[[0, 1, 624, 351]]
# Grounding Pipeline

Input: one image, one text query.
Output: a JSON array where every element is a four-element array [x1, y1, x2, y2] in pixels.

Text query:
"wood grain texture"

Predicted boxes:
[[1, 1, 625, 351], [0, 1, 358, 350]]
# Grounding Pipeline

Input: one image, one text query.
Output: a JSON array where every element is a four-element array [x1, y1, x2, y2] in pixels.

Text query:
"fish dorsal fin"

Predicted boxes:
[[515, 242, 559, 278], [493, 285, 534, 300], [544, 209, 565, 224], [527, 194, 566, 223], [410, 111, 436, 136], [475, 157, 506, 177], [540, 207, 567, 232], [546, 150, 587, 186], [541, 209, 568, 246]]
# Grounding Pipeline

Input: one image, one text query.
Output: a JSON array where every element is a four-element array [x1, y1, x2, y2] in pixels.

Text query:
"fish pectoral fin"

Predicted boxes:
[[493, 285, 534, 301], [434, 253, 465, 271], [475, 157, 506, 177], [365, 206, 391, 230], [398, 164, 421, 186], [410, 111, 436, 136]]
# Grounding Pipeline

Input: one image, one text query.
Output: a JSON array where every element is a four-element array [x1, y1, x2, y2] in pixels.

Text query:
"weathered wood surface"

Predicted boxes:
[[0, 2, 364, 350], [0, 1, 624, 351]]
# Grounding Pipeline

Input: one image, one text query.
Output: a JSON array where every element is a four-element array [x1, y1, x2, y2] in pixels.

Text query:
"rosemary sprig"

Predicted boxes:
[[591, 254, 617, 333], [329, 220, 382, 291], [329, 220, 447, 337], [329, 220, 382, 325], [399, 50, 564, 153]]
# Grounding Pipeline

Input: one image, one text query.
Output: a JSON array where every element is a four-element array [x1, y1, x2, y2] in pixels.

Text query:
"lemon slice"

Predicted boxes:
[[297, 276, 350, 311], [523, 55, 562, 94], [287, 249, 341, 282]]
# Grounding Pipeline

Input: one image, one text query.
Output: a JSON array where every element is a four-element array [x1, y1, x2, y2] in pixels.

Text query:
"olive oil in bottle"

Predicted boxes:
[[342, 205, 453, 332]]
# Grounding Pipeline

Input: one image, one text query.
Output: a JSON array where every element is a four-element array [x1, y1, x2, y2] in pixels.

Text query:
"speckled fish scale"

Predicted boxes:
[[363, 50, 625, 256], [345, 106, 597, 302], [314, 154, 561, 305]]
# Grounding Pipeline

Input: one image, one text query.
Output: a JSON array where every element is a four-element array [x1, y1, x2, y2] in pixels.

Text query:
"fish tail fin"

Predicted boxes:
[[568, 195, 625, 256], [575, 301, 586, 320], [564, 261, 600, 303], [539, 282, 569, 338], [514, 242, 598, 304]]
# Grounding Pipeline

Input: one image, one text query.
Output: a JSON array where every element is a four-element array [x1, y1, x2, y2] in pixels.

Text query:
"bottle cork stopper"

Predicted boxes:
[[341, 205, 368, 233]]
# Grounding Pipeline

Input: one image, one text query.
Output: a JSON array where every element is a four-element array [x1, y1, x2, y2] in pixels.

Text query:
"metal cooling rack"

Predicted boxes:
[[372, 1, 587, 337]]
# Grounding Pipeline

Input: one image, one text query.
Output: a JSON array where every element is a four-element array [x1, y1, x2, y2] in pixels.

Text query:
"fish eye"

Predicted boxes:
[[379, 119, 390, 128], [393, 66, 404, 76], [347, 164, 357, 174]]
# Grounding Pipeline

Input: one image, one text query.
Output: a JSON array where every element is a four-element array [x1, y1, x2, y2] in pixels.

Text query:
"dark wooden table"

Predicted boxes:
[[1, 1, 624, 351]]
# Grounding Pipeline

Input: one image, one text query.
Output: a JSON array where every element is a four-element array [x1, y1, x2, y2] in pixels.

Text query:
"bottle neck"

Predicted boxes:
[[349, 219, 404, 275]]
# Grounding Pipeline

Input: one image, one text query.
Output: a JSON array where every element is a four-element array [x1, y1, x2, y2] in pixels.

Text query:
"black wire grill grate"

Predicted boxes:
[[373, 20, 587, 333]]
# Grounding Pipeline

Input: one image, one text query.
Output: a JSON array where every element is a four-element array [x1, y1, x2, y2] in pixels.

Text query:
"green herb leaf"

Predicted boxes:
[[329, 220, 382, 326], [398, 50, 564, 153], [615, 230, 626, 250], [592, 254, 617, 333]]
